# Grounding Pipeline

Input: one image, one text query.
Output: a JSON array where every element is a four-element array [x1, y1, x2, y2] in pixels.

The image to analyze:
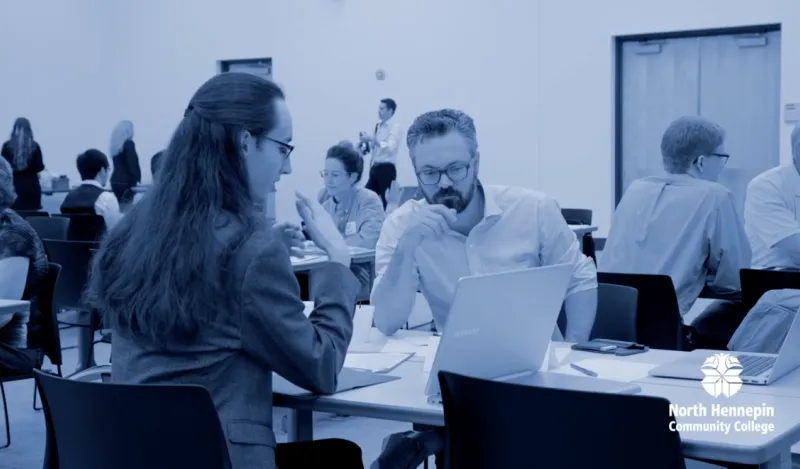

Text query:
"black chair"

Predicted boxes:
[[559, 283, 638, 342], [561, 208, 597, 263], [740, 268, 800, 311], [598, 272, 684, 350], [18, 210, 50, 218], [0, 262, 61, 448], [438, 370, 686, 469], [42, 240, 101, 367], [53, 214, 106, 242], [26, 216, 70, 241], [34, 370, 232, 469]]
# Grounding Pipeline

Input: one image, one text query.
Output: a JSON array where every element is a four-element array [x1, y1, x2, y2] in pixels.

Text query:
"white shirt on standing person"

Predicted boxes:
[[362, 99, 402, 166]]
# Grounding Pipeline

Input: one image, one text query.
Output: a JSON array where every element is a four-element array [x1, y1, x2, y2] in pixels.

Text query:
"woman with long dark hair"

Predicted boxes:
[[86, 73, 364, 469], [108, 120, 141, 209], [1, 118, 45, 210]]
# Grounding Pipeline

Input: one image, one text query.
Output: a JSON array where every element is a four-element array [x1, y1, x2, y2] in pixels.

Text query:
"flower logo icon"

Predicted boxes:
[[700, 353, 743, 397]]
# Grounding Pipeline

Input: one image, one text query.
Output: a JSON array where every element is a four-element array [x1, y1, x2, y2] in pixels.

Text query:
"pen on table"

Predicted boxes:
[[570, 363, 598, 377]]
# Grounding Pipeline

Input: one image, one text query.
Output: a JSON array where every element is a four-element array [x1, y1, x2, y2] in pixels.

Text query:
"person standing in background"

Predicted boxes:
[[1, 117, 45, 211], [109, 120, 141, 210], [361, 98, 401, 208]]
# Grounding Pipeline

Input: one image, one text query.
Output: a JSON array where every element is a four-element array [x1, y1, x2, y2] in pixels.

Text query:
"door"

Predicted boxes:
[[698, 32, 781, 215], [618, 30, 781, 217]]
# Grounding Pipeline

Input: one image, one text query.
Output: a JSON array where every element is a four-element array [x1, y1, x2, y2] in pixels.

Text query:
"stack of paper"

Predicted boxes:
[[344, 352, 412, 373]]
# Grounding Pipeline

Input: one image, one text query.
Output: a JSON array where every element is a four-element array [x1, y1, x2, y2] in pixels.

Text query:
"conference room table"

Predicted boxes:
[[274, 338, 800, 469]]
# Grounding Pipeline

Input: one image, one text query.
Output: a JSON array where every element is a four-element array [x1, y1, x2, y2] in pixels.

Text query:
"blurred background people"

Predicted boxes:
[[1, 117, 45, 211], [109, 120, 141, 210]]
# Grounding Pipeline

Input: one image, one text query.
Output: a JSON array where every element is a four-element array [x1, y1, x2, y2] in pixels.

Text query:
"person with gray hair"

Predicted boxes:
[[600, 116, 751, 348], [744, 122, 800, 269], [0, 156, 49, 376], [369, 108, 598, 468]]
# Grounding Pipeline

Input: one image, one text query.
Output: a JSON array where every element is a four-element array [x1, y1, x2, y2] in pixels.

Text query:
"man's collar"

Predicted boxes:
[[81, 180, 104, 189], [481, 184, 502, 219]]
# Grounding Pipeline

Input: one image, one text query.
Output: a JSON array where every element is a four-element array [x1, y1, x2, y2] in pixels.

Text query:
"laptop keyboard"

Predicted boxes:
[[735, 355, 776, 377]]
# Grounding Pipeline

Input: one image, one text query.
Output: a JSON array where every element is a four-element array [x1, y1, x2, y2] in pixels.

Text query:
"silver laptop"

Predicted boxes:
[[424, 264, 640, 401], [649, 311, 800, 385]]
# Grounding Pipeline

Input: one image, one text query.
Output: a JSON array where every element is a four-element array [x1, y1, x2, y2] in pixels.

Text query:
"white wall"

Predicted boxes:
[[0, 0, 117, 180], [113, 0, 539, 222], [537, 0, 800, 235], [4, 0, 799, 232]]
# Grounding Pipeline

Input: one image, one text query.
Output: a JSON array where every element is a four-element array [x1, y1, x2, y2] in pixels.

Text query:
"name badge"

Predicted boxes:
[[345, 222, 357, 236]]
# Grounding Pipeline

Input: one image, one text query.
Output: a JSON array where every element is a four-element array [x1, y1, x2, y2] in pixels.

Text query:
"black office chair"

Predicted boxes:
[[561, 208, 596, 263], [53, 214, 106, 242], [438, 370, 686, 469], [26, 216, 70, 241], [740, 268, 800, 311], [598, 272, 684, 350], [559, 283, 638, 342], [34, 370, 232, 469], [18, 210, 50, 218], [0, 263, 61, 449], [42, 240, 101, 367]]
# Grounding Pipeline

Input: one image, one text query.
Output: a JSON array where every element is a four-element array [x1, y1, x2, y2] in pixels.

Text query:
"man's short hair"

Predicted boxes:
[[660, 116, 725, 174], [77, 149, 110, 180], [380, 98, 397, 114]]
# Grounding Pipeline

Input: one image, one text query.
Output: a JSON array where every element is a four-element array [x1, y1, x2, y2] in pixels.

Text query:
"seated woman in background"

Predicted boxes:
[[109, 120, 141, 209], [1, 117, 45, 211], [0, 157, 48, 376], [86, 72, 364, 469], [320, 141, 385, 248]]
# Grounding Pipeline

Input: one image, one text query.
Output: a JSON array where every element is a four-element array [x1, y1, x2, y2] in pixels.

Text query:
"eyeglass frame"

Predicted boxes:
[[264, 136, 294, 159], [415, 160, 473, 186], [694, 152, 730, 165]]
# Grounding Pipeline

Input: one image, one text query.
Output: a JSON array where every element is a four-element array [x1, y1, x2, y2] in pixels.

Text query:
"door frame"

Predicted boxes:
[[612, 23, 781, 204]]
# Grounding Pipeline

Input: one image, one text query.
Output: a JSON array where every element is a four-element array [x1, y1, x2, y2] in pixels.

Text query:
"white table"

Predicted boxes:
[[569, 224, 598, 238], [274, 339, 800, 468], [291, 247, 375, 273]]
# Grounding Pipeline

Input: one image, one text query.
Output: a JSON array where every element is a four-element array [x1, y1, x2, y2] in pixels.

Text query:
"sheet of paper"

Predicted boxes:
[[553, 358, 659, 382], [380, 331, 433, 354], [344, 352, 412, 373], [423, 336, 441, 373]]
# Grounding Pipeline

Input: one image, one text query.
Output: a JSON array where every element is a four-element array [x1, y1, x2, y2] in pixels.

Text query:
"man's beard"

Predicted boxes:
[[429, 184, 475, 213]]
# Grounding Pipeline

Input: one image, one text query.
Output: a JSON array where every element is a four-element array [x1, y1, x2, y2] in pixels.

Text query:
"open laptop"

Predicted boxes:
[[424, 264, 640, 403], [649, 311, 800, 385]]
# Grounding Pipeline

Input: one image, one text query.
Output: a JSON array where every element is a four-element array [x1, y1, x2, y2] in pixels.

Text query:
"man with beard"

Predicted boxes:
[[368, 109, 598, 469], [370, 108, 597, 342]]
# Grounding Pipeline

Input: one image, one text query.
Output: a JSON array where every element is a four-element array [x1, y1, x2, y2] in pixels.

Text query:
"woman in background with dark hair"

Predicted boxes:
[[320, 140, 385, 249], [1, 117, 45, 211], [86, 73, 364, 469], [109, 120, 141, 209]]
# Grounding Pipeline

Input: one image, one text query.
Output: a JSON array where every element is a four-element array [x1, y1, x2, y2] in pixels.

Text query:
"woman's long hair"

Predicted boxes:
[[109, 120, 133, 157], [86, 73, 286, 347], [8, 117, 34, 171]]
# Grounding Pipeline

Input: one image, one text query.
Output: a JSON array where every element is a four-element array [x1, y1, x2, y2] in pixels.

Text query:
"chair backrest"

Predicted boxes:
[[0, 256, 30, 300], [39, 263, 63, 366], [42, 239, 98, 313], [18, 210, 50, 218], [34, 370, 231, 469], [598, 272, 683, 350], [438, 371, 685, 469], [561, 208, 592, 225], [26, 216, 70, 241], [557, 283, 638, 342], [740, 268, 800, 311], [54, 214, 106, 242]]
